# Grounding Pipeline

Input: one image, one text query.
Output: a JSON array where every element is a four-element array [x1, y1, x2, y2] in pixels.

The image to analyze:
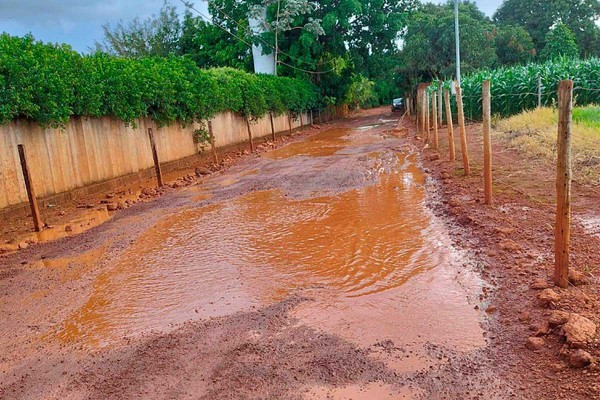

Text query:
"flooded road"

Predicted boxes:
[[0, 110, 497, 399]]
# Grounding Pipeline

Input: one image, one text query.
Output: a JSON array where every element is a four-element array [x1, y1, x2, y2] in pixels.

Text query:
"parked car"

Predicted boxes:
[[391, 98, 403, 112]]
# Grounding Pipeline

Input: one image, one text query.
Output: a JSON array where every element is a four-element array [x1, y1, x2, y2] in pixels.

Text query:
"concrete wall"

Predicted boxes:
[[0, 111, 312, 211]]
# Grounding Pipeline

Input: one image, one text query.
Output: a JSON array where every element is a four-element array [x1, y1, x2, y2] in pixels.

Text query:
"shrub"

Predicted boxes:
[[0, 34, 319, 127]]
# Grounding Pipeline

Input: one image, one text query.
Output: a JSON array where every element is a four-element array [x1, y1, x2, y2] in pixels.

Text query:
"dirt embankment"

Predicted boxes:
[[415, 118, 600, 399]]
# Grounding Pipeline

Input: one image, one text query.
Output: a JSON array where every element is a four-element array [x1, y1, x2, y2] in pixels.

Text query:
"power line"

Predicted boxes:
[[180, 0, 338, 74], [208, 1, 337, 68]]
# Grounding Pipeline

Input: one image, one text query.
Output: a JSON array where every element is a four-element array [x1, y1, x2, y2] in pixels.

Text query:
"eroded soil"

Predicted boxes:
[[0, 108, 598, 399]]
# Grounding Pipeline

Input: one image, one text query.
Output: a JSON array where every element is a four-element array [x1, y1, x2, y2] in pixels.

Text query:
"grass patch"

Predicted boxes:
[[495, 106, 600, 185], [573, 106, 600, 129]]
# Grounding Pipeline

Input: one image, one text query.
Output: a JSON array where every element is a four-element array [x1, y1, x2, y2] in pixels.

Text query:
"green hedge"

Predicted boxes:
[[428, 57, 600, 121], [0, 34, 319, 128]]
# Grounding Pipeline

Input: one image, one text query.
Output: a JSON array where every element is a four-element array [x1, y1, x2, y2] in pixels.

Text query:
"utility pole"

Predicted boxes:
[[454, 0, 461, 86], [274, 0, 281, 76]]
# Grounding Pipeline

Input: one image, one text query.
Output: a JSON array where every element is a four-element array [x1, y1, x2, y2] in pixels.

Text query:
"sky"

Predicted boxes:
[[0, 0, 503, 53]]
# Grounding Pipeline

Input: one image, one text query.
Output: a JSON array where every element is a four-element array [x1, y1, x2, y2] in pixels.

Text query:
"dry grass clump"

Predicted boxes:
[[494, 106, 600, 185]]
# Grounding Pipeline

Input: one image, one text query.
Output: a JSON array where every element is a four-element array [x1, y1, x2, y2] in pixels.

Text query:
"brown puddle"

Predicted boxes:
[[13, 207, 112, 247], [44, 123, 484, 368], [263, 128, 350, 159]]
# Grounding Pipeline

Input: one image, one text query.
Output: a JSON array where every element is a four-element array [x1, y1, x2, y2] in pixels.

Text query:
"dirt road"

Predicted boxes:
[[0, 108, 597, 399]]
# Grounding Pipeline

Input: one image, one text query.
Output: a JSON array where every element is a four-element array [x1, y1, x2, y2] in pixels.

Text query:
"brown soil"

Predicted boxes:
[[416, 119, 600, 399], [0, 108, 598, 399]]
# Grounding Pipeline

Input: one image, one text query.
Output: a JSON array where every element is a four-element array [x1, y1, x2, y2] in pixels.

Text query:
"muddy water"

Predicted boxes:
[[41, 122, 484, 382]]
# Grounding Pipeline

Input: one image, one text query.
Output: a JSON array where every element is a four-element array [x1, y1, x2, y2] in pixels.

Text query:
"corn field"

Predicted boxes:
[[430, 57, 600, 121]]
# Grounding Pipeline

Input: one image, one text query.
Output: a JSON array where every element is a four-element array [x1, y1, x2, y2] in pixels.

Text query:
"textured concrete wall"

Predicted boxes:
[[0, 111, 311, 210]]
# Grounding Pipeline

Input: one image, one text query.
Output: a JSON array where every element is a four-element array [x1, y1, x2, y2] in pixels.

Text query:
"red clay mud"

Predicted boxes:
[[0, 108, 598, 399]]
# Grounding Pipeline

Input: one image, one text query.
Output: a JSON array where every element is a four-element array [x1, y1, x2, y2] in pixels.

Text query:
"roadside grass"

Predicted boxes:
[[494, 105, 600, 185]]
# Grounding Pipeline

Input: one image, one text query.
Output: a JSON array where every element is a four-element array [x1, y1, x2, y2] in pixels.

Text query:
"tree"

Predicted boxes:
[[178, 10, 253, 70], [494, 25, 535, 65], [96, 2, 181, 57], [399, 1, 497, 87], [494, 0, 600, 58], [344, 74, 377, 109], [540, 23, 579, 61]]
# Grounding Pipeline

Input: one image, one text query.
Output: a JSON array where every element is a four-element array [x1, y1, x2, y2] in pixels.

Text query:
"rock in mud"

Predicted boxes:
[[526, 337, 545, 351], [141, 187, 157, 196], [499, 239, 521, 252], [18, 242, 29, 250], [106, 203, 119, 212], [562, 314, 597, 345], [531, 278, 550, 290], [0, 243, 19, 253], [538, 289, 561, 307], [568, 270, 589, 286], [548, 310, 570, 327], [569, 350, 595, 368]]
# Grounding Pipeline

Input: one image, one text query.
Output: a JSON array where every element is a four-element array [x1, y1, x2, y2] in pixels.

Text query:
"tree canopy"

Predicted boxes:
[[494, 0, 600, 58], [95, 0, 600, 103]]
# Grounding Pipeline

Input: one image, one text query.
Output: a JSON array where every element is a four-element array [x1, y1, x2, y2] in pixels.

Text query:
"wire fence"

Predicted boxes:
[[438, 86, 600, 123]]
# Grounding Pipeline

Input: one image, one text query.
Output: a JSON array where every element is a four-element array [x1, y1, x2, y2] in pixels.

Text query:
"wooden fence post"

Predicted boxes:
[[482, 80, 493, 205], [538, 75, 542, 108], [438, 83, 443, 126], [288, 113, 293, 135], [299, 112, 304, 129], [455, 82, 470, 175], [147, 128, 164, 187], [432, 91, 439, 149], [415, 91, 420, 134], [554, 80, 574, 288], [425, 92, 430, 142], [444, 89, 456, 162], [269, 113, 276, 142], [208, 121, 219, 164], [245, 116, 254, 153], [310, 110, 314, 126], [17, 144, 43, 232]]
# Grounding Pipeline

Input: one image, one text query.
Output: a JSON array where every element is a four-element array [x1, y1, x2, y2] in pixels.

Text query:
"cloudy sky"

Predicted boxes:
[[0, 0, 503, 53]]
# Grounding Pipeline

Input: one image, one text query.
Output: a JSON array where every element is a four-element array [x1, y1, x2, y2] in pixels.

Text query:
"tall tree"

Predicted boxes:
[[540, 23, 579, 61], [179, 10, 253, 70], [494, 25, 535, 65], [399, 1, 497, 87], [96, 2, 181, 57], [494, 0, 600, 57]]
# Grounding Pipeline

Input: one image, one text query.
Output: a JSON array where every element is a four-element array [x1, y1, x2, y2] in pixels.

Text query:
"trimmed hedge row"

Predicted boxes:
[[0, 34, 319, 127]]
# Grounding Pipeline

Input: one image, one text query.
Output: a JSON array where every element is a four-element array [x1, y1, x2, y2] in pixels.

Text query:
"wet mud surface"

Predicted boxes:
[[3, 108, 596, 399]]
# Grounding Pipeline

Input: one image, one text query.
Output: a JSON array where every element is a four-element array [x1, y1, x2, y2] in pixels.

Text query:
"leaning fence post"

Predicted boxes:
[[455, 82, 470, 175], [245, 116, 254, 153], [554, 80, 574, 288], [444, 89, 456, 162], [17, 144, 43, 232], [147, 128, 164, 187], [482, 80, 493, 205], [432, 91, 439, 149], [208, 121, 219, 164], [538, 75, 542, 108], [269, 113, 276, 141]]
